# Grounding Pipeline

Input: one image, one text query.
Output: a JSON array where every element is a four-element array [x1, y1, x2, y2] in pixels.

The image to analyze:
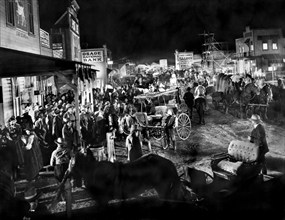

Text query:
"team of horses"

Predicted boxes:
[[212, 73, 273, 119]]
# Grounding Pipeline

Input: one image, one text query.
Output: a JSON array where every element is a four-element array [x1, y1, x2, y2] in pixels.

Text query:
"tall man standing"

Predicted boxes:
[[183, 87, 194, 119], [194, 81, 206, 125]]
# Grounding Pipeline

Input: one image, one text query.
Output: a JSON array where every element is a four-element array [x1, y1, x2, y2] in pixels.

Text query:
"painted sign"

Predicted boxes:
[[40, 29, 50, 48], [175, 51, 194, 70], [82, 50, 104, 63], [81, 49, 107, 89], [159, 59, 168, 69]]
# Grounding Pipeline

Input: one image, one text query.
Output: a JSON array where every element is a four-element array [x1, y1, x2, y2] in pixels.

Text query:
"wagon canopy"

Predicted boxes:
[[134, 88, 178, 99]]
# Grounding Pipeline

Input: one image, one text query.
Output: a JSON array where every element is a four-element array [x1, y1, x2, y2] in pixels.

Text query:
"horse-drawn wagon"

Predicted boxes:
[[122, 88, 191, 149], [211, 73, 273, 119]]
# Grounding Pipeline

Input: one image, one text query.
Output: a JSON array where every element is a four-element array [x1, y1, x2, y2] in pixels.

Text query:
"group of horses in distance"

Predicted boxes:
[[212, 73, 273, 119]]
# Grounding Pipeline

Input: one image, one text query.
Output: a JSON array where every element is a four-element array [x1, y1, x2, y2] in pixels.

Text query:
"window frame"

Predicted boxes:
[[272, 41, 278, 50], [5, 0, 16, 27], [27, 0, 34, 34], [262, 42, 268, 51]]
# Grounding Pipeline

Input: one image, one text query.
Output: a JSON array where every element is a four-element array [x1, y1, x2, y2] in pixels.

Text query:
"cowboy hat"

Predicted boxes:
[[249, 114, 262, 123], [54, 137, 65, 145]]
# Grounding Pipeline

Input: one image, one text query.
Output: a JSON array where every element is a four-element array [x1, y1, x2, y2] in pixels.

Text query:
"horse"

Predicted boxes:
[[61, 150, 186, 206], [212, 73, 236, 114], [251, 83, 273, 120], [0, 146, 30, 219], [233, 81, 260, 118]]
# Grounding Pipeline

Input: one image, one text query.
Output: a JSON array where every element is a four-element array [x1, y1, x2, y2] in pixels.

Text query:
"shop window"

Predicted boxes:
[[6, 0, 15, 26], [27, 0, 34, 34], [272, 42, 278, 50], [262, 42, 268, 50]]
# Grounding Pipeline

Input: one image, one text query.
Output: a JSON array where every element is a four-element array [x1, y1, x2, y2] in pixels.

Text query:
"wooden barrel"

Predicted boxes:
[[89, 146, 106, 161]]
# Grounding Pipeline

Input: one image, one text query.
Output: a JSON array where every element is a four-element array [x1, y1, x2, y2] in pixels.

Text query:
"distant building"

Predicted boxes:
[[50, 0, 81, 61], [235, 26, 285, 79]]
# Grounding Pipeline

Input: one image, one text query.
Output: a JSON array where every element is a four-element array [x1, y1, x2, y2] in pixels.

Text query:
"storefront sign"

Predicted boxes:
[[82, 48, 107, 90], [40, 29, 50, 48], [52, 43, 64, 59], [16, 30, 28, 39], [159, 59, 168, 69], [175, 52, 194, 70], [82, 50, 104, 63]]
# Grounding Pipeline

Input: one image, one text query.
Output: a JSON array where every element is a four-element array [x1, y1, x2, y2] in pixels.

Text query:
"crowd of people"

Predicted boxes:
[[0, 68, 272, 204]]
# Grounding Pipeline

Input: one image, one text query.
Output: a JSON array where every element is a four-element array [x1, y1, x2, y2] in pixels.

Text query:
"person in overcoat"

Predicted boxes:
[[248, 114, 269, 174], [183, 87, 194, 119], [62, 118, 75, 151]]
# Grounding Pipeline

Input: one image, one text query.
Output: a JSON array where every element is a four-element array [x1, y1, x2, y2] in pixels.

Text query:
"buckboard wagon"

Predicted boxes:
[[131, 88, 191, 149], [181, 139, 285, 218]]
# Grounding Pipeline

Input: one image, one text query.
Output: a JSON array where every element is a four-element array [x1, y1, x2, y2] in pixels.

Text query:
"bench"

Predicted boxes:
[[211, 140, 262, 181]]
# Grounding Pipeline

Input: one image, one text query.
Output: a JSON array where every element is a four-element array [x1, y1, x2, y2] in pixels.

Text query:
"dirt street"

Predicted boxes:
[[126, 99, 285, 177]]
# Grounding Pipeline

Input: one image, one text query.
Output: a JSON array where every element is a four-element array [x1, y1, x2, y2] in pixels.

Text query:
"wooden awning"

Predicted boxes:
[[0, 46, 93, 78]]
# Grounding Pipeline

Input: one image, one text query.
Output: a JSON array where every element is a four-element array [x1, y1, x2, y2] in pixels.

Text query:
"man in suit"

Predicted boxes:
[[248, 114, 269, 174], [183, 87, 194, 119]]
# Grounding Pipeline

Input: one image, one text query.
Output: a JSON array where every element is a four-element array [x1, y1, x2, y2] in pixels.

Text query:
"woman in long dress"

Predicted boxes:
[[21, 128, 43, 200]]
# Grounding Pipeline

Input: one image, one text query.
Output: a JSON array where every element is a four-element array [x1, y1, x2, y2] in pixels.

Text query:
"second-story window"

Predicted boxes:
[[6, 0, 15, 26], [262, 41, 268, 50], [27, 0, 34, 34], [272, 41, 278, 50], [5, 0, 34, 33]]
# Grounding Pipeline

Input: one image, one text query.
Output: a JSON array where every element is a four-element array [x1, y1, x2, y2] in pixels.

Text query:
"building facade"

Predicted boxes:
[[0, 0, 44, 125], [235, 26, 285, 79]]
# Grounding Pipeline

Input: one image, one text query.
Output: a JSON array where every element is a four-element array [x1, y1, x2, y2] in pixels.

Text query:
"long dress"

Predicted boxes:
[[21, 134, 43, 181], [129, 133, 143, 162]]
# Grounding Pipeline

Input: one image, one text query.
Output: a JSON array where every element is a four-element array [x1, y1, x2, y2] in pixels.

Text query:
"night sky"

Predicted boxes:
[[39, 0, 285, 63]]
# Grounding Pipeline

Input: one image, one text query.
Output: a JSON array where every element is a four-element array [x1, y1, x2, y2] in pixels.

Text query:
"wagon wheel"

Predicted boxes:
[[150, 126, 163, 141], [176, 113, 191, 140]]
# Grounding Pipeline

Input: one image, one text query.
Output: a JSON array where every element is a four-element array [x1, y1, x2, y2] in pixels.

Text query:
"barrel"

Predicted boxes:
[[89, 146, 106, 161]]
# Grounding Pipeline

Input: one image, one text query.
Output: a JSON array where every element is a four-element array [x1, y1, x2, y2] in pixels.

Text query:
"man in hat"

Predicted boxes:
[[52, 108, 63, 140], [50, 137, 70, 182], [248, 114, 269, 174], [34, 110, 48, 147], [194, 81, 206, 125], [63, 104, 76, 129], [50, 137, 71, 203], [62, 118, 75, 151], [162, 108, 176, 150]]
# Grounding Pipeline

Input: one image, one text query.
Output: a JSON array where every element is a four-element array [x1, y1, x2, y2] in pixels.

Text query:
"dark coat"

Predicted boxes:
[[21, 134, 43, 181], [183, 91, 194, 107], [250, 124, 269, 157], [52, 115, 63, 139]]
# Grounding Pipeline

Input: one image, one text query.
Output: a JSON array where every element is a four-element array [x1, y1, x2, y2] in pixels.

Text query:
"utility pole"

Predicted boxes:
[[199, 31, 230, 75]]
